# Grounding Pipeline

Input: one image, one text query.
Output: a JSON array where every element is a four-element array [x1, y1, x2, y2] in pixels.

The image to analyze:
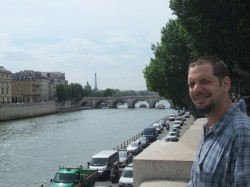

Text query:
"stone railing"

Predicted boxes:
[[133, 118, 206, 187]]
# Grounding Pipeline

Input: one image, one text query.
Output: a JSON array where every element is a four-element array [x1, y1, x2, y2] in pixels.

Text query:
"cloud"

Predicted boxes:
[[0, 0, 174, 90]]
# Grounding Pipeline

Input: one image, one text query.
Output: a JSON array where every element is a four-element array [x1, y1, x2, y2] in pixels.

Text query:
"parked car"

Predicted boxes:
[[175, 116, 184, 125], [172, 120, 181, 129], [170, 127, 180, 136], [126, 141, 143, 155], [142, 126, 158, 142], [184, 111, 191, 118], [168, 113, 176, 121], [153, 123, 162, 133], [164, 131, 178, 142], [119, 163, 133, 187], [118, 149, 133, 167], [136, 136, 150, 149], [159, 119, 166, 127]]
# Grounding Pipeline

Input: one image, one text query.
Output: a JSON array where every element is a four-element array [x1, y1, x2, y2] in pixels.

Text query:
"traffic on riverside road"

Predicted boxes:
[[94, 113, 194, 187], [35, 110, 193, 187]]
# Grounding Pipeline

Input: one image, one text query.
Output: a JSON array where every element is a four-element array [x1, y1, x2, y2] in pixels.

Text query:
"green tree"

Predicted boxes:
[[170, 0, 250, 90], [90, 91, 103, 97], [144, 20, 194, 108], [56, 83, 85, 103], [70, 83, 84, 102], [144, 1, 250, 109], [56, 84, 66, 102], [103, 88, 114, 97]]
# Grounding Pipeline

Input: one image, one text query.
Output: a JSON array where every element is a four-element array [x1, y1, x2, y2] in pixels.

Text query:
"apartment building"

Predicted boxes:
[[41, 72, 68, 99], [0, 66, 12, 103], [11, 71, 68, 103], [12, 70, 42, 103]]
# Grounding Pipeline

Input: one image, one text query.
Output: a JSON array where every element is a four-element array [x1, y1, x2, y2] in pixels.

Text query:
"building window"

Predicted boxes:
[[2, 87, 4, 95]]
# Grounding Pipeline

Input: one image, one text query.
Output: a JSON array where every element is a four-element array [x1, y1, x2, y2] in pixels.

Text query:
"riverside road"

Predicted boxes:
[[95, 115, 194, 187]]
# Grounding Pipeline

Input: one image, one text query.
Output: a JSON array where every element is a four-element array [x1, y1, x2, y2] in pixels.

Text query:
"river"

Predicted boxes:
[[0, 101, 176, 187]]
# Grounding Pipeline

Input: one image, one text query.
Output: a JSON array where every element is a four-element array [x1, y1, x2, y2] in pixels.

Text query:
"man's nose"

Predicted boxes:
[[193, 83, 203, 93]]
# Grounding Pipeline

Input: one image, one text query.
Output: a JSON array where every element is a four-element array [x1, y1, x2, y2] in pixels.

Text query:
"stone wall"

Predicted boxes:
[[134, 118, 206, 187], [0, 102, 57, 121]]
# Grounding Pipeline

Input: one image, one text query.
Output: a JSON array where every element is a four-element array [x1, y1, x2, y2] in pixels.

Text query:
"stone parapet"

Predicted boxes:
[[134, 118, 206, 187], [0, 102, 57, 121]]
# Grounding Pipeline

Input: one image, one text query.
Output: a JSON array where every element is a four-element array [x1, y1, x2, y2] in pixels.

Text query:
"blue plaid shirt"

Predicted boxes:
[[188, 104, 250, 187]]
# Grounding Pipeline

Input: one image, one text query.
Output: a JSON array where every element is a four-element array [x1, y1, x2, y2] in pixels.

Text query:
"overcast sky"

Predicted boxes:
[[0, 0, 175, 90]]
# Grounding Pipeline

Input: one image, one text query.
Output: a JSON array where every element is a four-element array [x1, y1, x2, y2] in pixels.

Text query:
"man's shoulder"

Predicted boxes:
[[231, 111, 250, 125], [229, 112, 250, 139]]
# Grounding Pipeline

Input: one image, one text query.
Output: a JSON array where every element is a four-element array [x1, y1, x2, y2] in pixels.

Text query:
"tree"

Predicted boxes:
[[144, 1, 250, 109], [70, 83, 84, 102], [56, 83, 85, 104], [144, 20, 194, 108], [56, 84, 66, 102], [170, 0, 250, 90], [103, 88, 114, 97]]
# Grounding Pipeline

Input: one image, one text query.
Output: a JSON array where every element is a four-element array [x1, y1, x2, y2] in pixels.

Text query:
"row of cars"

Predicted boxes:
[[162, 111, 191, 142], [97, 111, 191, 187], [117, 117, 174, 187]]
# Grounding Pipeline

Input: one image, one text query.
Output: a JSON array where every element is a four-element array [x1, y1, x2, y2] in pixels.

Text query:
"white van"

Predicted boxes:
[[89, 150, 119, 179]]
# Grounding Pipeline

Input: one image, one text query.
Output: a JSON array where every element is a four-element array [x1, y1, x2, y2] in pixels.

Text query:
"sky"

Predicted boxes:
[[0, 0, 175, 91]]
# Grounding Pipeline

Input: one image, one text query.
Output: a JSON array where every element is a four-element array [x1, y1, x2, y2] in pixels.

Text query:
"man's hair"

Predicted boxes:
[[189, 55, 229, 81]]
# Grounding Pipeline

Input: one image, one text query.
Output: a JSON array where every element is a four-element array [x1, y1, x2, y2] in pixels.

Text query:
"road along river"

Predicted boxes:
[[95, 115, 195, 187]]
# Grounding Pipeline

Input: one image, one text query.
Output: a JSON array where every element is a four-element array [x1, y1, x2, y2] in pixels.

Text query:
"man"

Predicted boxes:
[[187, 56, 250, 186]]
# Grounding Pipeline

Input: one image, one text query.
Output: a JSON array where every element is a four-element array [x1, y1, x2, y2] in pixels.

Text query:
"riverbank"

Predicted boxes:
[[0, 102, 57, 121], [0, 101, 93, 121], [57, 106, 92, 113]]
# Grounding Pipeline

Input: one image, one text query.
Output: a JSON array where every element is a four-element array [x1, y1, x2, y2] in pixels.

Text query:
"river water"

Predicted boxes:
[[0, 101, 176, 187]]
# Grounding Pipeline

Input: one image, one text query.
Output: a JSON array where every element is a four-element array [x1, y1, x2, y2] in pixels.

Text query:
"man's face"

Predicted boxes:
[[188, 63, 224, 114]]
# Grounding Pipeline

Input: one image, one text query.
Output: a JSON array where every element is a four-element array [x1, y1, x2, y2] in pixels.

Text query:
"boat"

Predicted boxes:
[[156, 104, 165, 109], [139, 104, 147, 108], [100, 102, 109, 108]]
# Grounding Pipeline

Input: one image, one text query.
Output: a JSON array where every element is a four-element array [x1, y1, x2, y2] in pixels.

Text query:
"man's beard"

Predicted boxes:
[[195, 101, 215, 114]]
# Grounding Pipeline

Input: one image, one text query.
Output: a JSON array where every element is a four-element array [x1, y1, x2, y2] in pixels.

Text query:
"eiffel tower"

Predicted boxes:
[[93, 73, 98, 91]]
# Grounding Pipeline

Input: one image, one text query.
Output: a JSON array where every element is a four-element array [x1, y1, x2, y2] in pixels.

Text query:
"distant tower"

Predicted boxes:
[[94, 73, 98, 91]]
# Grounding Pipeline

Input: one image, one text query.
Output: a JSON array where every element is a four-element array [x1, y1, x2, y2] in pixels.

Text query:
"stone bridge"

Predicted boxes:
[[79, 96, 172, 108]]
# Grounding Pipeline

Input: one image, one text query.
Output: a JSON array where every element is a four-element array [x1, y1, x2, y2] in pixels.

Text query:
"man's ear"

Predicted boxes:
[[222, 76, 231, 93]]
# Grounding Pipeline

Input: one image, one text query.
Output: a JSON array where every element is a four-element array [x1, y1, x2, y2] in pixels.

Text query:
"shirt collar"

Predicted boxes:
[[203, 103, 237, 136]]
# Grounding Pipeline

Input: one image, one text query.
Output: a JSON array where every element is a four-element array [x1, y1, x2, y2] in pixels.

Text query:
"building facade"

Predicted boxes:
[[0, 66, 12, 103], [41, 72, 68, 100], [11, 71, 68, 103], [12, 70, 42, 103]]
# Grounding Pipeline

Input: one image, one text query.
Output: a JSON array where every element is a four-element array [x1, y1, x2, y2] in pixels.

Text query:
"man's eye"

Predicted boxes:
[[188, 83, 194, 88], [201, 80, 210, 84]]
